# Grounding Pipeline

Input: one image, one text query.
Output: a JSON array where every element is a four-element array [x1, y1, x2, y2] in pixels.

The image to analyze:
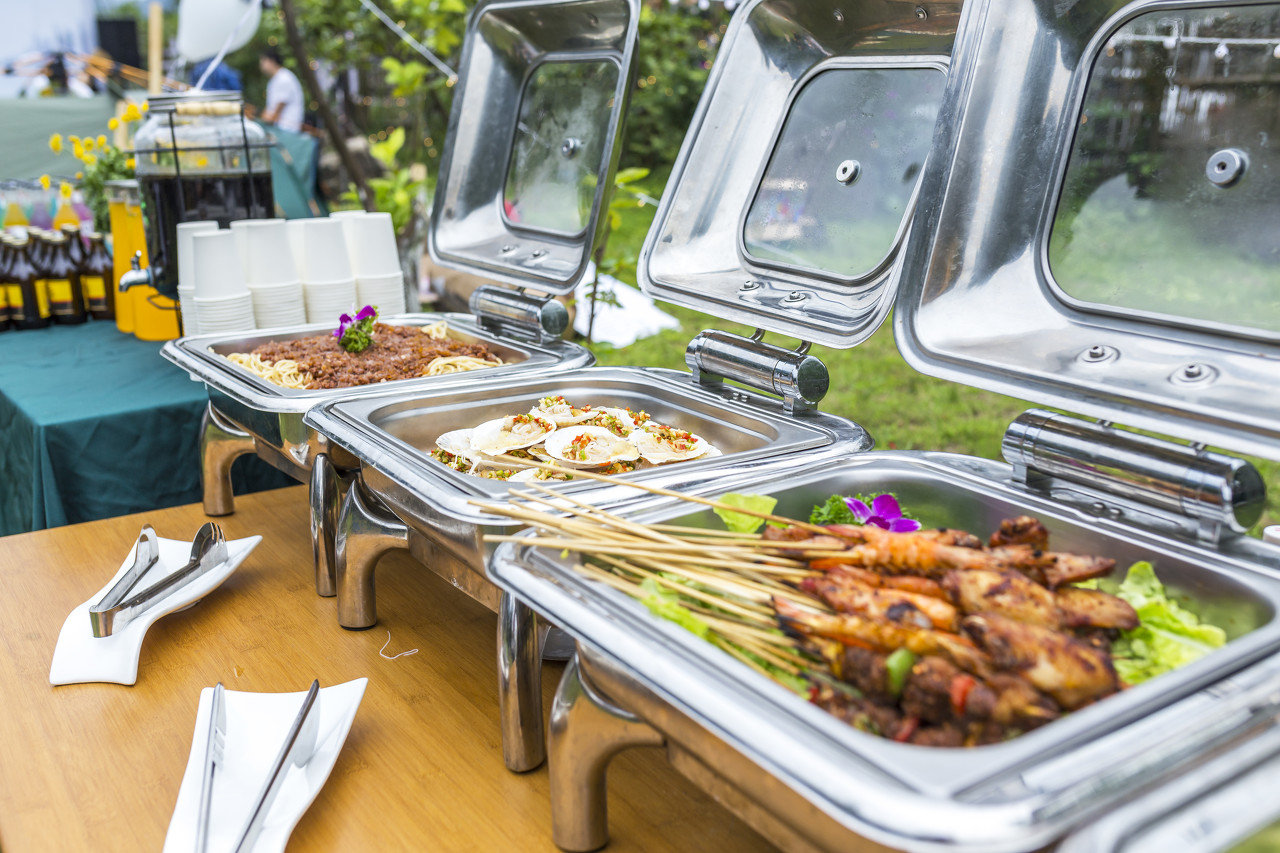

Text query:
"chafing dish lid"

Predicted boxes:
[[895, 0, 1280, 461], [638, 0, 961, 348], [428, 0, 640, 296]]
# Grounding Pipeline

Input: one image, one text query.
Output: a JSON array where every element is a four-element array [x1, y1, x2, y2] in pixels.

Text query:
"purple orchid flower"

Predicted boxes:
[[845, 493, 921, 532], [333, 312, 355, 339], [355, 304, 377, 322]]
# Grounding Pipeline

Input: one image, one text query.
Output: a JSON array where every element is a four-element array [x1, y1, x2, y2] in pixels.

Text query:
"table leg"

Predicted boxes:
[[335, 483, 409, 629], [309, 454, 353, 598], [200, 403, 256, 517], [549, 653, 665, 852]]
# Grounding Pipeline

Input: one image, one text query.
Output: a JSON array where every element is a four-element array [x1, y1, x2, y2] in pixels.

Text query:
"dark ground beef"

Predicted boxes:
[[250, 323, 502, 389]]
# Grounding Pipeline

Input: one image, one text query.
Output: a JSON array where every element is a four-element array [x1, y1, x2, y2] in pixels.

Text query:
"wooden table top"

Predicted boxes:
[[0, 486, 772, 851]]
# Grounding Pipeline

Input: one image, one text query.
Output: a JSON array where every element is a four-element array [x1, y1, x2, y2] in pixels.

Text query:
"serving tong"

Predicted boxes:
[[189, 680, 322, 852], [88, 523, 228, 638]]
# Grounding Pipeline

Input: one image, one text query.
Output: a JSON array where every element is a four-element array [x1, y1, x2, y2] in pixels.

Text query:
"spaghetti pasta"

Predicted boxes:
[[226, 352, 314, 389]]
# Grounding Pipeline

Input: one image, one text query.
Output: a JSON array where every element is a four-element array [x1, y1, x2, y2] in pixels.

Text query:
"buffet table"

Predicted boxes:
[[0, 486, 771, 851], [0, 321, 292, 536]]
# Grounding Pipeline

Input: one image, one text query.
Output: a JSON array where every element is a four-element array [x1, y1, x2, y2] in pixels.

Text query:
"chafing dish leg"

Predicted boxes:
[[200, 403, 255, 517], [498, 592, 548, 773], [310, 454, 353, 598], [549, 654, 665, 852], [335, 484, 409, 629]]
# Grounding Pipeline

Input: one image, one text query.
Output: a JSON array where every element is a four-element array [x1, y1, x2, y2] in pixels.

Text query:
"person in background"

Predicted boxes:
[[188, 57, 242, 92], [259, 48, 304, 133]]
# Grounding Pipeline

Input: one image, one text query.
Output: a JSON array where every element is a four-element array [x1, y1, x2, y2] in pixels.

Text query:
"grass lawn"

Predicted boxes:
[[585, 173, 1280, 531]]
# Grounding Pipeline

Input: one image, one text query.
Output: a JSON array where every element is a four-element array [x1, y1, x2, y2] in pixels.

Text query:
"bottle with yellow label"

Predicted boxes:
[[82, 231, 114, 320], [42, 233, 87, 325], [0, 236, 12, 332], [7, 237, 48, 329], [28, 231, 53, 321]]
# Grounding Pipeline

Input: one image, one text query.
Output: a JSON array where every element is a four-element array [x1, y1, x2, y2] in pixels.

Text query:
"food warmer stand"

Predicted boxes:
[[299, 0, 918, 774], [486, 0, 1280, 849]]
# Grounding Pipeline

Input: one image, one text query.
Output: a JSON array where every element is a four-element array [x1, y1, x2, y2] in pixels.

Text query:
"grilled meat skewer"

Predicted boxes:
[[802, 575, 960, 632], [943, 570, 1138, 631]]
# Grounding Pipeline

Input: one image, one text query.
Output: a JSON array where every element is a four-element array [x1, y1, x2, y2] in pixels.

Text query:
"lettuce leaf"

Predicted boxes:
[[714, 493, 778, 534], [638, 577, 711, 639], [1098, 561, 1227, 684]]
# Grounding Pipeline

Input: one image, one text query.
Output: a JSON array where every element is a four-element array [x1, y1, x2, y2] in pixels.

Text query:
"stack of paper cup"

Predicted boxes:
[[299, 218, 357, 323], [176, 221, 219, 335], [339, 211, 407, 314], [231, 219, 307, 329], [190, 230, 256, 333]]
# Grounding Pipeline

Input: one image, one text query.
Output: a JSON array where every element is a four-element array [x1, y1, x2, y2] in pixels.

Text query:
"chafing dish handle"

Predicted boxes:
[[1021, 655, 1280, 819], [685, 330, 829, 415], [470, 285, 569, 342]]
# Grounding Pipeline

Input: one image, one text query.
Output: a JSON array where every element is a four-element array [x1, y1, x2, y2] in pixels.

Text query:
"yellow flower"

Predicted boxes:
[[75, 171, 84, 180], [125, 158, 136, 170], [84, 137, 95, 152], [140, 102, 149, 112], [196, 156, 209, 168], [68, 135, 80, 144], [97, 135, 107, 149], [72, 139, 85, 161], [84, 153, 97, 166], [49, 133, 63, 153], [108, 117, 120, 131], [38, 174, 51, 190], [59, 182, 73, 199], [122, 103, 142, 122]]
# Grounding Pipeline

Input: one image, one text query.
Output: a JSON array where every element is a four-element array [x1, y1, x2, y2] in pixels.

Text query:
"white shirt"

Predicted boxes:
[[265, 66, 305, 132]]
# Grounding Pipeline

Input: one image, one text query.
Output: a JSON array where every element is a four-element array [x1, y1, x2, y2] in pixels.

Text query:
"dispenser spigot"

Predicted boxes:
[[118, 250, 154, 292]]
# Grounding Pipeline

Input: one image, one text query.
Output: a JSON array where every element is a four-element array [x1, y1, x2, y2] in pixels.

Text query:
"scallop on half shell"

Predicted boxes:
[[470, 414, 557, 455], [529, 395, 596, 427], [630, 423, 712, 465], [580, 407, 639, 437], [544, 425, 641, 468], [435, 428, 476, 457]]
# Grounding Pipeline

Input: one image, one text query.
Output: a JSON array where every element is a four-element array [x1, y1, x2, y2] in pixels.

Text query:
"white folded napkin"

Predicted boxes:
[[164, 679, 368, 853], [49, 534, 262, 686]]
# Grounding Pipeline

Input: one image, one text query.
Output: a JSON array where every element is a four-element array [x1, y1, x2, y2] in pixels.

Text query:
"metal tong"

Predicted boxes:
[[88, 523, 228, 638], [195, 683, 227, 853], [232, 680, 322, 853]]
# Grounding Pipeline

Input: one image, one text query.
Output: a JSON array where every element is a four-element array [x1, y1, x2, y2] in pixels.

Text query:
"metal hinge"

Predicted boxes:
[[1002, 410, 1267, 546], [469, 285, 569, 343], [685, 328, 829, 416]]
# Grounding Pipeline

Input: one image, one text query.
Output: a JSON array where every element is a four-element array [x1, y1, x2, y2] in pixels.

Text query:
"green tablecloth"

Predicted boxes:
[[0, 320, 293, 536]]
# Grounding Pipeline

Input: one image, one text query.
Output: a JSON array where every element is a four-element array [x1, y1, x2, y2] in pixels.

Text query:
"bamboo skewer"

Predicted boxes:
[[485, 455, 832, 534]]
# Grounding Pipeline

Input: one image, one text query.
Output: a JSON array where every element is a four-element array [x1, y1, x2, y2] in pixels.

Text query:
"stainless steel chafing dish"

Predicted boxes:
[[301, 0, 895, 776], [161, 313, 592, 594], [488, 0, 1280, 849]]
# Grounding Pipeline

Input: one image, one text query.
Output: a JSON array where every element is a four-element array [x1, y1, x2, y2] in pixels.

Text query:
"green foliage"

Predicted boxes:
[[339, 127, 424, 234], [622, 6, 729, 170]]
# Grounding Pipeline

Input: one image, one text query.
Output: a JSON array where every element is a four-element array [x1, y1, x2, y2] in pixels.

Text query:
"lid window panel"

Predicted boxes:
[[741, 63, 948, 284], [503, 58, 621, 238], [1047, 4, 1280, 337]]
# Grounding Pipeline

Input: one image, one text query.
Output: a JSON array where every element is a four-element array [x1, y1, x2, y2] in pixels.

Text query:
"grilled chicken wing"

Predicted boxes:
[[809, 564, 948, 599], [989, 516, 1049, 550], [984, 545, 1115, 588], [961, 613, 1119, 709], [803, 575, 960, 632], [943, 570, 1059, 628], [1054, 586, 1139, 631]]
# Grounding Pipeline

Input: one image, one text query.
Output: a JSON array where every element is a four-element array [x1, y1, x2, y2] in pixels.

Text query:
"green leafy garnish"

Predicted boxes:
[[638, 578, 711, 639], [714, 493, 778, 534], [1086, 561, 1227, 684], [809, 494, 857, 526], [334, 305, 378, 353]]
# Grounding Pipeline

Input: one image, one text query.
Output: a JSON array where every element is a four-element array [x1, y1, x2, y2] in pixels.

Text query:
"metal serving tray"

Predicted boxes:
[[490, 451, 1280, 851], [162, 313, 590, 486]]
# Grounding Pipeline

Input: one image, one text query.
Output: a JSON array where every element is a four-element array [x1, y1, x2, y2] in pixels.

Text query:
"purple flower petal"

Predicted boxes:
[[865, 516, 891, 530], [339, 312, 353, 324], [887, 517, 922, 533], [356, 304, 377, 322], [871, 493, 903, 521], [844, 498, 872, 523], [332, 326, 343, 338]]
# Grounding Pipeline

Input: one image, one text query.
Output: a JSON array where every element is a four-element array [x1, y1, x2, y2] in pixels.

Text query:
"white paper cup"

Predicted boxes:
[[300, 219, 353, 282], [329, 210, 369, 219], [178, 285, 201, 335], [232, 219, 297, 285], [356, 272, 407, 313], [176, 221, 219, 290], [286, 220, 308, 279], [341, 212, 400, 278], [190, 231, 250, 299]]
